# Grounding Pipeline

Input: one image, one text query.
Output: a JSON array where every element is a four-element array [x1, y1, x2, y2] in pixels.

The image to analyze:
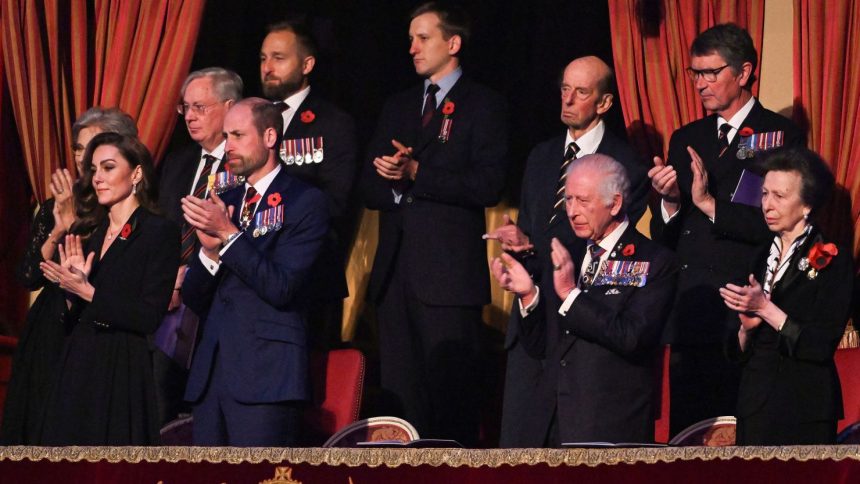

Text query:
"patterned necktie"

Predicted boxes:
[[717, 123, 732, 157], [239, 186, 260, 230], [548, 142, 580, 225], [422, 84, 440, 127], [580, 243, 606, 288], [180, 154, 218, 263]]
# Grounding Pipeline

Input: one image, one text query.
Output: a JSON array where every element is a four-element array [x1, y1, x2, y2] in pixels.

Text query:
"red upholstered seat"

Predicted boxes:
[[654, 345, 671, 443], [303, 349, 366, 445], [0, 336, 18, 428], [835, 346, 860, 432]]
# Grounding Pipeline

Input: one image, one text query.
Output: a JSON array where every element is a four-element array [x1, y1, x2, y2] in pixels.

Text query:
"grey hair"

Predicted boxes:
[[566, 153, 630, 210], [72, 107, 138, 142], [180, 67, 244, 102]]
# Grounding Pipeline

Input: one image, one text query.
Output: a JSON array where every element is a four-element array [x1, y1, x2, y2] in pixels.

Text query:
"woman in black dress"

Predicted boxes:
[[0, 108, 137, 444], [720, 147, 852, 445], [39, 132, 179, 445]]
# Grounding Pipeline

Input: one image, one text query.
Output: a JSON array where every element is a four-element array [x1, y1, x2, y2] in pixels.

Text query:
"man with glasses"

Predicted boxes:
[[155, 67, 243, 427], [647, 23, 803, 436]]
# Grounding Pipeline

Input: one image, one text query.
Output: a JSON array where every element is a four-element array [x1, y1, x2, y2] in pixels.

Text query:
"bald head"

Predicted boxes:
[[560, 56, 615, 138]]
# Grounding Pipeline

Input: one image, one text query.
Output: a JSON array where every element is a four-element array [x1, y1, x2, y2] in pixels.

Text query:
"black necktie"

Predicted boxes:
[[422, 84, 440, 127], [180, 154, 218, 263], [580, 243, 606, 288], [718, 123, 732, 157], [240, 186, 259, 230], [549, 142, 580, 225]]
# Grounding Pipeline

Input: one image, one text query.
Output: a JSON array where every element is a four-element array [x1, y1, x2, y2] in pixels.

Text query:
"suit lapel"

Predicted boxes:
[[413, 78, 467, 161], [94, 207, 147, 282], [772, 229, 820, 296], [284, 91, 318, 139], [544, 136, 570, 234]]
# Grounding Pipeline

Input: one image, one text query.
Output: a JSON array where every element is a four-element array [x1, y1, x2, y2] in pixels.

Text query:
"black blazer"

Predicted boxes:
[[516, 225, 677, 445], [156, 143, 226, 228], [361, 76, 509, 306], [729, 228, 852, 424], [281, 89, 358, 301], [652, 100, 804, 345]]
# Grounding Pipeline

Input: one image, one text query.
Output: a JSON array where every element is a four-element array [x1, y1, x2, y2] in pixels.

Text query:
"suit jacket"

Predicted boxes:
[[281, 90, 358, 301], [652, 100, 804, 345], [360, 76, 509, 306], [728, 227, 852, 424], [516, 226, 677, 445], [157, 143, 226, 228], [183, 169, 329, 403]]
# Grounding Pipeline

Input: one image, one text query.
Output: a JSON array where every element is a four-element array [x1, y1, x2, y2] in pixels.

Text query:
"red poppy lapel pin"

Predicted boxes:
[[438, 98, 455, 143], [798, 241, 838, 279], [622, 244, 635, 257], [267, 192, 282, 208], [739, 127, 754, 137], [119, 223, 132, 240], [300, 110, 316, 124]]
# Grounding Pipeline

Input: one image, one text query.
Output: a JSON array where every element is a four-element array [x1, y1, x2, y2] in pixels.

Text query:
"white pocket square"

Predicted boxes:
[[605, 288, 621, 296]]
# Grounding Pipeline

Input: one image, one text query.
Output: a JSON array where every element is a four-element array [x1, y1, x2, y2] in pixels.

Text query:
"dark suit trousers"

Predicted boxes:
[[377, 249, 483, 446], [191, 349, 302, 446]]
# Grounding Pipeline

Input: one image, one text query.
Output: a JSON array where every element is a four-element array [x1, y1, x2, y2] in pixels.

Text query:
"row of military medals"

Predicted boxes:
[[737, 130, 784, 159], [281, 137, 324, 165], [208, 172, 244, 194], [252, 204, 284, 238]]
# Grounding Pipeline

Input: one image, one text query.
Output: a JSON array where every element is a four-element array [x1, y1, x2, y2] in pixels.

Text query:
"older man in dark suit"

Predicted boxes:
[[360, 2, 508, 445], [483, 56, 649, 447], [491, 154, 677, 446], [260, 18, 358, 347], [181, 98, 328, 446], [154, 67, 243, 426], [647, 23, 804, 435]]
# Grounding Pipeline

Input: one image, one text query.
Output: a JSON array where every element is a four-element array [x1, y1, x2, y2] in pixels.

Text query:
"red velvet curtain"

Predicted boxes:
[[608, 0, 764, 160], [794, 0, 860, 255]]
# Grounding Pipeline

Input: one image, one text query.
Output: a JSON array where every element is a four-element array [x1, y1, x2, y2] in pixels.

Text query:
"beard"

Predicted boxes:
[[227, 147, 269, 178], [261, 75, 304, 101]]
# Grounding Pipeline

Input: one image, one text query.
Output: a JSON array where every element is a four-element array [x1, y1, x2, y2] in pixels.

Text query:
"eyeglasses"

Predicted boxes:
[[176, 101, 221, 116], [685, 64, 731, 82]]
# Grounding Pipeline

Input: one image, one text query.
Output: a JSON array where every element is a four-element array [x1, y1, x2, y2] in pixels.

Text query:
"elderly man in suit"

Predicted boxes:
[[648, 23, 804, 436], [154, 67, 243, 426], [484, 56, 649, 447], [491, 154, 677, 446], [260, 18, 358, 348], [181, 98, 328, 446], [360, 1, 508, 445]]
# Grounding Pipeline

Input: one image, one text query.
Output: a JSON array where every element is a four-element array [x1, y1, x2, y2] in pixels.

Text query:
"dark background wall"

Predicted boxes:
[[168, 0, 624, 206]]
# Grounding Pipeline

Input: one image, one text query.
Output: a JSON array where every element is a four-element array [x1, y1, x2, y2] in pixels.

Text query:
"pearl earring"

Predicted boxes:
[[133, 182, 138, 195]]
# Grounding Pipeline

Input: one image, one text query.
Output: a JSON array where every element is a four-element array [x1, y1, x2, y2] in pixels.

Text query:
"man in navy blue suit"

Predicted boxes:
[[360, 2, 508, 445], [181, 97, 328, 446]]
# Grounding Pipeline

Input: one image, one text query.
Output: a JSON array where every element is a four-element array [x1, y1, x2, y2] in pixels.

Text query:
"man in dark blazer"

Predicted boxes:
[[483, 56, 649, 447], [491, 154, 677, 445], [154, 67, 243, 426], [647, 23, 804, 436], [181, 98, 328, 446], [260, 18, 358, 348], [360, 2, 508, 445]]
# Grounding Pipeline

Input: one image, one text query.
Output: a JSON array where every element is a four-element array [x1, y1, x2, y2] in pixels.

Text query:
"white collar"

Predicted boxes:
[[717, 96, 756, 141], [202, 140, 225, 161], [246, 164, 281, 197], [280, 86, 312, 132], [565, 120, 605, 156], [592, 217, 630, 255]]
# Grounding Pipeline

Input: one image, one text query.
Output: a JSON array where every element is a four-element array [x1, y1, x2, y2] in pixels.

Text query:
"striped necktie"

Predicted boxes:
[[180, 154, 218, 263], [422, 84, 440, 127], [548, 142, 580, 225], [718, 123, 732, 157], [580, 243, 606, 288]]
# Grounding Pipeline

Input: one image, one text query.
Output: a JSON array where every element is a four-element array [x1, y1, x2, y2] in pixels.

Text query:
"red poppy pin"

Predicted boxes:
[[300, 110, 316, 124], [119, 223, 132, 240], [442, 101, 455, 115], [739, 127, 754, 137], [267, 192, 282, 207], [800, 241, 838, 279], [622, 244, 635, 256]]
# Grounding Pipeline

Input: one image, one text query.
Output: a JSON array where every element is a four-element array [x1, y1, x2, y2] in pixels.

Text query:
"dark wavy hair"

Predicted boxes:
[[757, 146, 834, 218], [72, 132, 159, 234]]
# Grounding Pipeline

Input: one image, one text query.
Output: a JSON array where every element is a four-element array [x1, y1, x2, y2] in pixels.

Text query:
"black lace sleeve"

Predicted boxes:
[[16, 198, 57, 290]]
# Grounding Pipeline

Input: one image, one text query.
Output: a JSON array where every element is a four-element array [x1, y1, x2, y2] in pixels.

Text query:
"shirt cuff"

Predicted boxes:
[[660, 198, 681, 223], [219, 231, 242, 256], [198, 249, 221, 276], [558, 287, 582, 316], [518, 286, 540, 318]]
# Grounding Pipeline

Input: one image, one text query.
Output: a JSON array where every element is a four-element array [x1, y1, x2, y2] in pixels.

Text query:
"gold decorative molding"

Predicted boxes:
[[260, 466, 302, 484], [2, 446, 860, 468]]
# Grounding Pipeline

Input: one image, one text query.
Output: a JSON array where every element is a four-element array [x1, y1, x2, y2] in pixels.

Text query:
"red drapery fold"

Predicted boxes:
[[794, 0, 860, 255], [608, 0, 764, 160], [1, 0, 205, 202]]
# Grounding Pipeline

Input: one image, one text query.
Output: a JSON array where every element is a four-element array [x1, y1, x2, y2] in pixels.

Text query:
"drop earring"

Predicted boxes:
[[133, 182, 138, 195]]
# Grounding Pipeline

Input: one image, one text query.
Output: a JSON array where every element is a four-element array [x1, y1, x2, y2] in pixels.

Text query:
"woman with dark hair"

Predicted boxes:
[[39, 132, 179, 445], [720, 147, 853, 445], [0, 108, 138, 444]]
